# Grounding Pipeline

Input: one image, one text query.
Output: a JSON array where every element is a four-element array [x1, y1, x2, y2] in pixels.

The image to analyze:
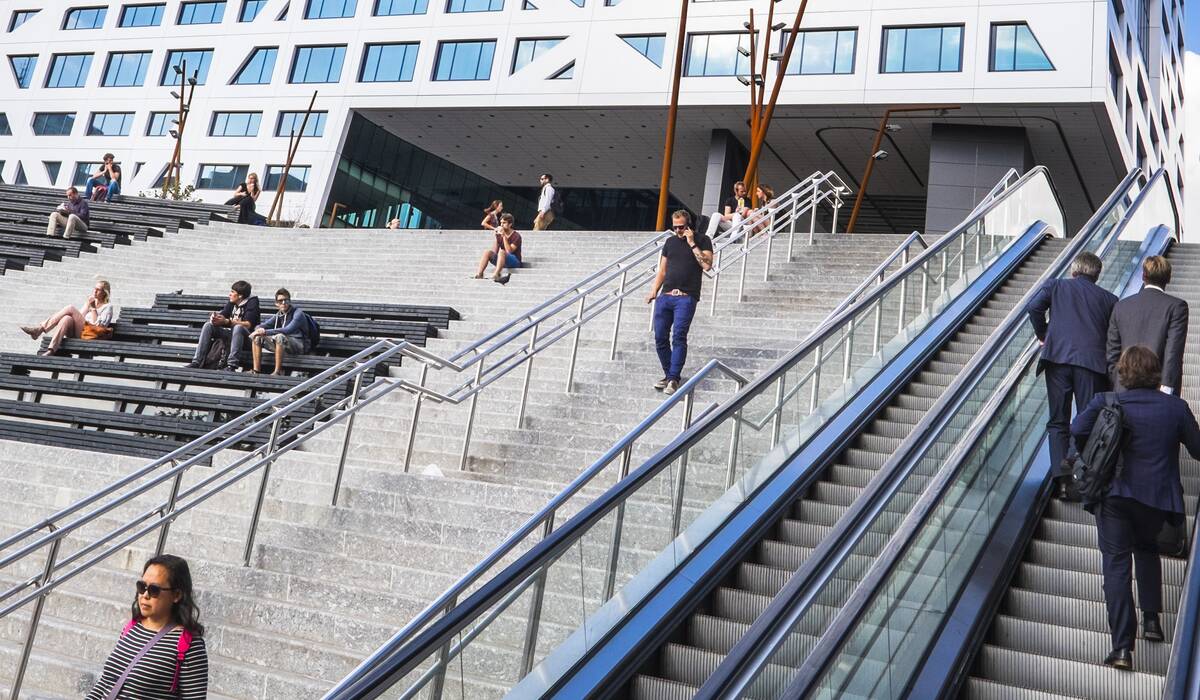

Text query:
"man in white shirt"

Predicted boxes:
[[1106, 255, 1190, 394], [534, 173, 556, 231]]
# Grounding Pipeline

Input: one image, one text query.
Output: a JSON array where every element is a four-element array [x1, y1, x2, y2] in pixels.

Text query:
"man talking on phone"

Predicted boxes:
[[645, 210, 714, 395], [186, 280, 261, 371]]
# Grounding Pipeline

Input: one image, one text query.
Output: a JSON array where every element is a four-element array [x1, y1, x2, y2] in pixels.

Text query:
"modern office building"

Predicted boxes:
[[0, 0, 1185, 233]]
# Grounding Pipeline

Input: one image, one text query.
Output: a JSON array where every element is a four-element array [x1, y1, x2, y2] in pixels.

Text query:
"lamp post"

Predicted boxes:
[[742, 0, 808, 192], [655, 0, 691, 232], [162, 61, 198, 197], [845, 104, 960, 233], [267, 90, 319, 225]]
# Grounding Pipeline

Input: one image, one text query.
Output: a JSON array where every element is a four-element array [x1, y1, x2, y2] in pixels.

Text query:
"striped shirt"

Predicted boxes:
[[85, 623, 208, 700]]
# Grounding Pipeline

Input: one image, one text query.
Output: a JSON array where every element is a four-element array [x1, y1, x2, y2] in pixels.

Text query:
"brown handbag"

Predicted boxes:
[[81, 322, 112, 341]]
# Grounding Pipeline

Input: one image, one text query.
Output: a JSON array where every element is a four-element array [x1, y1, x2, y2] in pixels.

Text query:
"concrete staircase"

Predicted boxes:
[[0, 222, 904, 698]]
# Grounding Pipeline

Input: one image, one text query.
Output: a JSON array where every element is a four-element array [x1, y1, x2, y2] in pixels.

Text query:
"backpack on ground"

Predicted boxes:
[[550, 189, 564, 215], [1072, 393, 1127, 512], [201, 335, 230, 369]]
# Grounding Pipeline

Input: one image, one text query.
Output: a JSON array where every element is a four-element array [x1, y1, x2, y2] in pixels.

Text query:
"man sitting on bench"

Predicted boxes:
[[251, 288, 315, 375], [186, 281, 261, 371]]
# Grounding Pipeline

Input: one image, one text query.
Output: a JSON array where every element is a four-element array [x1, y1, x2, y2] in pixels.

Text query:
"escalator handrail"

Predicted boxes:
[[693, 168, 1144, 699], [783, 173, 1173, 699], [321, 167, 1066, 700]]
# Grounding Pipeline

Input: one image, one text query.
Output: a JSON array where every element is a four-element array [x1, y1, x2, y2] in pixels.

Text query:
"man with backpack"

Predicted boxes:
[[534, 173, 560, 230], [250, 288, 319, 375], [1071, 345, 1200, 670], [186, 280, 260, 371], [1026, 251, 1118, 499]]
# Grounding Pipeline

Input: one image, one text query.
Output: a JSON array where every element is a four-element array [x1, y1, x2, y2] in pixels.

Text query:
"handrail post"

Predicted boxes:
[[402, 363, 430, 473], [564, 296, 587, 393], [871, 297, 883, 356], [974, 230, 982, 266], [429, 595, 459, 700], [671, 392, 696, 537], [154, 461, 183, 556], [921, 262, 930, 312], [517, 324, 541, 428], [243, 414, 283, 567], [770, 374, 785, 448], [603, 444, 636, 600], [842, 323, 854, 383], [787, 191, 800, 261], [808, 178, 819, 245], [459, 362, 486, 471], [958, 232, 966, 278], [831, 191, 843, 235], [609, 270, 628, 361], [709, 249, 723, 315], [737, 231, 749, 303], [808, 346, 823, 414], [10, 527, 61, 700], [725, 378, 746, 488], [939, 248, 948, 296], [897, 247, 910, 333], [519, 513, 556, 677], [763, 210, 775, 282], [331, 371, 365, 506]]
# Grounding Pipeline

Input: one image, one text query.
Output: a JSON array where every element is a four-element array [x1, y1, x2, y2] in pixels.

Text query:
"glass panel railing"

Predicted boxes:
[[325, 167, 1066, 700], [791, 171, 1174, 699], [708, 170, 1142, 700]]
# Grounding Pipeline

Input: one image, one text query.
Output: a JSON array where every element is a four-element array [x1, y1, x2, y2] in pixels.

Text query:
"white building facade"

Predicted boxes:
[[0, 0, 1184, 233]]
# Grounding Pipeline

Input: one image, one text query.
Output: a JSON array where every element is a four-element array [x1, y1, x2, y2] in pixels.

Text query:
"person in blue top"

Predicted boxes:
[[1072, 345, 1200, 671], [250, 288, 314, 375], [1026, 251, 1118, 499]]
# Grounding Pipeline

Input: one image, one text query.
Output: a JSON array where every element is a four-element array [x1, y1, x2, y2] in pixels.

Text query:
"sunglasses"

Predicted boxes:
[[673, 225, 688, 231], [274, 298, 288, 306], [136, 580, 175, 598]]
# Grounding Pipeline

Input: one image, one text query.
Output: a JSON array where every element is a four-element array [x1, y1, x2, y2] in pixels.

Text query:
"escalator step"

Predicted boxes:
[[880, 405, 925, 426], [1025, 539, 1187, 585], [659, 644, 724, 688], [990, 615, 1170, 676], [906, 381, 948, 399], [793, 500, 848, 526], [713, 586, 774, 623], [1003, 587, 1178, 638], [776, 518, 833, 547], [737, 561, 792, 597], [758, 539, 812, 570], [854, 433, 902, 453], [827, 463, 878, 488], [964, 676, 1079, 699], [688, 613, 749, 654], [867, 418, 918, 439], [810, 481, 864, 507], [630, 675, 697, 700], [973, 645, 1163, 700], [1017, 562, 1184, 610]]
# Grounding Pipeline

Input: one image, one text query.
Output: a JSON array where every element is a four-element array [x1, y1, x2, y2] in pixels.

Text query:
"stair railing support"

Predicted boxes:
[[808, 346, 823, 414], [709, 249, 724, 315], [770, 375, 785, 447], [808, 177, 820, 245], [725, 376, 748, 489], [154, 461, 184, 556], [737, 231, 749, 303], [243, 415, 283, 566], [516, 324, 541, 428], [602, 444, 636, 601], [763, 210, 776, 282], [402, 363, 430, 473], [519, 513, 556, 677], [564, 296, 587, 393], [458, 362, 486, 471], [10, 527, 61, 700], [671, 392, 696, 537], [429, 594, 459, 700], [831, 191, 843, 235], [331, 371, 365, 506], [609, 270, 628, 361], [897, 246, 910, 333]]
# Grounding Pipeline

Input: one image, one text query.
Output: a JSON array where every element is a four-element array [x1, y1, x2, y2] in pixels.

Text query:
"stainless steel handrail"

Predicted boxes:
[[0, 170, 851, 699], [321, 165, 1063, 700]]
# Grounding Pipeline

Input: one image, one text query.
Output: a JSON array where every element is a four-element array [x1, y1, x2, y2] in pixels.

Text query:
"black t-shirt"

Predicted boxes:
[[723, 195, 747, 214], [660, 232, 714, 300]]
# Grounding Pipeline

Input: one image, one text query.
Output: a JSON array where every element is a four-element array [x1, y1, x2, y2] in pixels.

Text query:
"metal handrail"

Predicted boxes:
[[0, 170, 850, 699], [694, 168, 1145, 699], [321, 165, 1063, 700], [819, 230, 929, 326]]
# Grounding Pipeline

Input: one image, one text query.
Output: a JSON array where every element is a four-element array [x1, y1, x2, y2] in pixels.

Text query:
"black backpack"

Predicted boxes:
[[550, 189, 564, 215], [302, 311, 321, 349], [1072, 393, 1127, 511]]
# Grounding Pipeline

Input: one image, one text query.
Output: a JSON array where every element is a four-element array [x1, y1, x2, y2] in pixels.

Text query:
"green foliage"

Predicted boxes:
[[142, 183, 199, 201]]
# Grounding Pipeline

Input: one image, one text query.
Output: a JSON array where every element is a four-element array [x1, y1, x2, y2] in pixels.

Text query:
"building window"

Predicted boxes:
[[447, 0, 502, 12], [684, 32, 751, 77], [119, 4, 165, 26], [147, 111, 175, 136], [782, 28, 857, 75], [44, 161, 62, 184], [162, 49, 214, 85], [549, 61, 574, 79], [881, 25, 963, 73], [290, 45, 346, 83], [45, 53, 93, 88], [360, 43, 418, 82], [433, 40, 496, 81], [305, 0, 357, 18], [989, 22, 1053, 71], [210, 111, 262, 136], [72, 162, 102, 185], [0, 114, 11, 136], [32, 113, 76, 136], [197, 164, 250, 189], [265, 165, 310, 191], [102, 51, 152, 86], [178, 1, 226, 24], [512, 38, 563, 73], [9, 55, 37, 89], [8, 10, 39, 31], [63, 7, 107, 29], [240, 0, 267, 20], [87, 112, 135, 136], [375, 0, 428, 15], [277, 111, 327, 137], [620, 35, 665, 67], [233, 47, 278, 84]]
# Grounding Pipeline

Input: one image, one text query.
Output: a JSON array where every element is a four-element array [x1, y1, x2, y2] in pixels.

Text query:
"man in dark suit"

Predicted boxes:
[[1106, 255, 1189, 395], [1026, 251, 1118, 498], [1072, 346, 1200, 670]]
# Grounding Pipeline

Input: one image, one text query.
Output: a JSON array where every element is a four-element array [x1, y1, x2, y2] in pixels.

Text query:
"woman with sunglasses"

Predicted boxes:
[[86, 555, 208, 699]]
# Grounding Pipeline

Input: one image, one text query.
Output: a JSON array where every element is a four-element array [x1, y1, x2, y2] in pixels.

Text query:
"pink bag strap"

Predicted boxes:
[[104, 623, 176, 700]]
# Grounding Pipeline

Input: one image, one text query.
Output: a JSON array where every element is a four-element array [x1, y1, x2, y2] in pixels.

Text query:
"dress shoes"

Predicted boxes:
[[1103, 648, 1133, 670], [1143, 615, 1165, 642]]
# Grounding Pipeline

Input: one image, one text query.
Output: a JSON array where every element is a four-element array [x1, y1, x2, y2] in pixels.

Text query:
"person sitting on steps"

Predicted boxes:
[[83, 153, 122, 203], [46, 186, 90, 239], [473, 212, 522, 285], [185, 281, 261, 371], [20, 279, 115, 356], [251, 288, 315, 375]]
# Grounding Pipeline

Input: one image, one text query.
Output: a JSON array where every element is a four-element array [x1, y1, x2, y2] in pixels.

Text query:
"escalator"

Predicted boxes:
[[621, 237, 1066, 698]]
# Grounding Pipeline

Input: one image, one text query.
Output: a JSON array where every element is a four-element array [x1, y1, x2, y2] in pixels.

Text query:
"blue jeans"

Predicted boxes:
[[84, 177, 120, 202], [653, 295, 698, 381]]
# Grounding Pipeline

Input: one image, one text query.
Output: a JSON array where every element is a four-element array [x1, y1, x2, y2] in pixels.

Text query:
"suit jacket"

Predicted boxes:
[[1072, 389, 1200, 515], [1106, 287, 1189, 393], [218, 296, 261, 328], [1026, 277, 1117, 375]]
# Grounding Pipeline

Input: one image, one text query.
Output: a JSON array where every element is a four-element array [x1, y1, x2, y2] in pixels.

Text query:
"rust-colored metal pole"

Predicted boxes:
[[268, 90, 318, 224], [655, 0, 691, 231], [163, 60, 187, 195], [746, 10, 759, 205], [742, 0, 811, 189], [752, 1, 777, 205]]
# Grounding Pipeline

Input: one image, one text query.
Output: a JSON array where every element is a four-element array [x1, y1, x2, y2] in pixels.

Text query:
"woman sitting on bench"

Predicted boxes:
[[19, 279, 116, 356]]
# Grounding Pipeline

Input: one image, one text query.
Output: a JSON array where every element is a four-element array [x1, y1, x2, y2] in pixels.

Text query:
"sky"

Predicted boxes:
[[1188, 10, 1200, 52]]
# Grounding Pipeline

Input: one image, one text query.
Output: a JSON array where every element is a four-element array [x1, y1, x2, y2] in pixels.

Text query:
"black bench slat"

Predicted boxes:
[[108, 323, 406, 356], [0, 231, 92, 256], [0, 398, 271, 445], [121, 308, 436, 340], [0, 417, 191, 459], [154, 294, 460, 325]]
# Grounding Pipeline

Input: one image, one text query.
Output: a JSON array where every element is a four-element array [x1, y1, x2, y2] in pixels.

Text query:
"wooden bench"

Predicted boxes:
[[153, 294, 460, 328], [0, 416, 206, 459], [0, 229, 95, 256], [109, 323, 396, 358], [121, 308, 437, 342]]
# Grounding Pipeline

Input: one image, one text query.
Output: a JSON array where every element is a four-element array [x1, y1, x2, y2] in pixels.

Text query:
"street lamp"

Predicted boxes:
[[655, 0, 692, 231], [162, 62, 200, 197]]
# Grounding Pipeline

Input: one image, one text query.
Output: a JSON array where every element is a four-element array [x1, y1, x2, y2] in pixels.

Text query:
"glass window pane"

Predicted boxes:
[[33, 113, 76, 136], [305, 0, 357, 18], [374, 0, 428, 15], [178, 1, 226, 24], [240, 0, 267, 20], [9, 10, 39, 31], [10, 55, 37, 88], [0, 114, 10, 136], [1014, 24, 1052, 70], [146, 112, 174, 136], [290, 45, 346, 83], [447, 0, 502, 11], [799, 31, 836, 74], [119, 4, 165, 26], [46, 54, 93, 88], [361, 43, 418, 81], [620, 35, 665, 67], [434, 40, 495, 80], [939, 26, 962, 71], [903, 27, 942, 71], [834, 30, 856, 73], [883, 28, 905, 72], [265, 165, 310, 191], [883, 25, 961, 73], [196, 164, 250, 189], [87, 112, 134, 136], [210, 111, 261, 136], [684, 33, 750, 76], [64, 7, 107, 29], [512, 38, 562, 73], [277, 111, 327, 136], [162, 49, 213, 85], [102, 51, 151, 86], [233, 47, 278, 84], [992, 24, 1015, 71]]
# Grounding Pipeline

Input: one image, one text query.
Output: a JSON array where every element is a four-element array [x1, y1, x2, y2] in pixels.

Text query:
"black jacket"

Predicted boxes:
[[219, 296, 261, 328], [1106, 287, 1189, 393]]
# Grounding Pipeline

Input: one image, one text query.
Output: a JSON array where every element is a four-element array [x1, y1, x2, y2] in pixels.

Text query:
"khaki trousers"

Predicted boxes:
[[47, 211, 88, 238], [533, 210, 555, 231]]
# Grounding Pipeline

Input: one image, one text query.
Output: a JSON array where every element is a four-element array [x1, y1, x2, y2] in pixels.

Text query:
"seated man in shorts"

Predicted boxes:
[[472, 213, 522, 285], [250, 288, 314, 375]]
